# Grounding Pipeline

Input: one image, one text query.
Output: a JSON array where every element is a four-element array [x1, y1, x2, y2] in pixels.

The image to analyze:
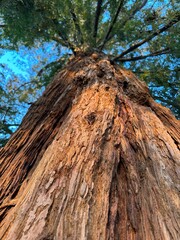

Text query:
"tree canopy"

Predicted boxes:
[[0, 0, 180, 146]]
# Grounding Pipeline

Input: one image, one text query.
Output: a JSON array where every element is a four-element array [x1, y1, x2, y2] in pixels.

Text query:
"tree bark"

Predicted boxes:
[[0, 53, 179, 240]]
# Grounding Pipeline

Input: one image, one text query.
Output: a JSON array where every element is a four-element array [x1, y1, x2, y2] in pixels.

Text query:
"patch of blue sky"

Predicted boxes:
[[102, 10, 110, 23], [0, 51, 31, 80], [0, 41, 63, 84]]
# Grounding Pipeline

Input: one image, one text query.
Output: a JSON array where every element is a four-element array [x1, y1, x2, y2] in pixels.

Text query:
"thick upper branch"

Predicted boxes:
[[115, 48, 170, 62], [69, 7, 84, 45], [52, 36, 69, 47], [93, 0, 103, 39], [51, 20, 76, 53], [100, 0, 124, 50], [113, 14, 180, 61]]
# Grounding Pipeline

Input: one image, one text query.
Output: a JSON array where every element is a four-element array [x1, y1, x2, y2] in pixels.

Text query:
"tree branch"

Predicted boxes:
[[93, 0, 103, 39], [100, 0, 124, 50], [60, 35, 76, 54], [70, 8, 84, 45], [51, 36, 69, 47], [0, 45, 14, 50], [52, 34, 75, 54], [113, 14, 180, 61], [51, 19, 76, 53], [115, 48, 170, 62]]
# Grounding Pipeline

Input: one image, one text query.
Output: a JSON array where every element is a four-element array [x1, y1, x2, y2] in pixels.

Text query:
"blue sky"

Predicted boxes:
[[0, 51, 29, 77], [0, 42, 61, 80]]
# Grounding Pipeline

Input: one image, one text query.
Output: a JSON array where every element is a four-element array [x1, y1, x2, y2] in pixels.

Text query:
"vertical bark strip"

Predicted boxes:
[[0, 54, 179, 239]]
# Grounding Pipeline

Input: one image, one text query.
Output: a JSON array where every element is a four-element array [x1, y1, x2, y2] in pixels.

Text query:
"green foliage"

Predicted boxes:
[[129, 58, 180, 118], [0, 0, 179, 146], [1, 0, 178, 52]]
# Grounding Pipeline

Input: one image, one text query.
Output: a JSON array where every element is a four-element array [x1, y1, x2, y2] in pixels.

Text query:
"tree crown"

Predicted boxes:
[[1, 0, 179, 58]]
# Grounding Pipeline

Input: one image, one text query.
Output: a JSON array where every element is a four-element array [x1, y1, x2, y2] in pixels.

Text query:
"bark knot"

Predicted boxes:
[[85, 112, 96, 125], [74, 70, 88, 86]]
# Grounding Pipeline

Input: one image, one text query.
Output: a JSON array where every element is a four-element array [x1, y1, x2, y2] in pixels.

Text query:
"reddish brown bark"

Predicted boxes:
[[0, 54, 179, 239]]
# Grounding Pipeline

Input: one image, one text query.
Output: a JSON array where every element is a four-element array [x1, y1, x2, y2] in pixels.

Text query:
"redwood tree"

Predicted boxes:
[[0, 0, 180, 239]]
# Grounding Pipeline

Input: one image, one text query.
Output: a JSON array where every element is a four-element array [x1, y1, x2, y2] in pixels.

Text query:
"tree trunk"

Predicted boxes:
[[0, 53, 179, 240]]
